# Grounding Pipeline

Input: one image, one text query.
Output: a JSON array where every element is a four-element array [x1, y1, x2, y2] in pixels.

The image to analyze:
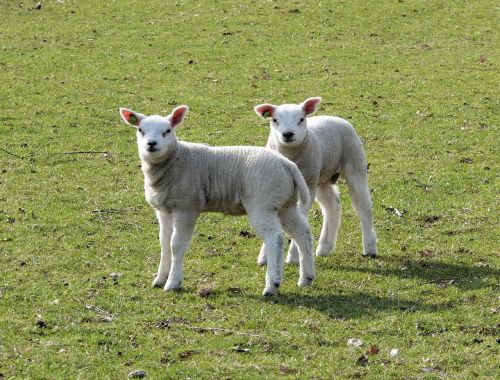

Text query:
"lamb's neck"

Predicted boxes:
[[141, 142, 179, 189], [272, 130, 311, 161]]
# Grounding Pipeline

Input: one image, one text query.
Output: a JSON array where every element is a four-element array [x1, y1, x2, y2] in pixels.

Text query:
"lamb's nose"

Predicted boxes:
[[147, 141, 157, 147], [283, 132, 294, 140]]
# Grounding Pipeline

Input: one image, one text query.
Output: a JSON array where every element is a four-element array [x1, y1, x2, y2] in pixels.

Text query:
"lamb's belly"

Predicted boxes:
[[318, 169, 341, 185], [203, 199, 246, 216]]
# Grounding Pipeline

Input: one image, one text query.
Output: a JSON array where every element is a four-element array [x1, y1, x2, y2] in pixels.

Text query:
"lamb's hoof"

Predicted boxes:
[[164, 280, 182, 291], [257, 256, 267, 266], [363, 251, 377, 258], [262, 288, 278, 297], [316, 244, 333, 257], [298, 276, 314, 287], [285, 255, 300, 265], [152, 274, 168, 288], [262, 283, 280, 296]]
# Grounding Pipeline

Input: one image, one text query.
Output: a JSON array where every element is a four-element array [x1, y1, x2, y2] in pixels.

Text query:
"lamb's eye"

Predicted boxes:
[[299, 118, 304, 123], [138, 128, 144, 135], [162, 129, 171, 137], [272, 118, 278, 124]]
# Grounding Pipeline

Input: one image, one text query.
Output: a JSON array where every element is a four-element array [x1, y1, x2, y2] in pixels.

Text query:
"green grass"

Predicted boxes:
[[1, 0, 498, 378]]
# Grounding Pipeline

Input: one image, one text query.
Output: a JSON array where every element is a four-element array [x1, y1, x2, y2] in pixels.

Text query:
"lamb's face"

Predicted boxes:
[[270, 104, 308, 148], [136, 116, 176, 163], [254, 97, 322, 149], [119, 106, 189, 163]]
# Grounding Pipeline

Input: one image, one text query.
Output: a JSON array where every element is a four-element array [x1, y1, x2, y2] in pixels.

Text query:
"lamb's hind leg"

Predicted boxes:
[[164, 211, 199, 291], [315, 183, 342, 257], [153, 210, 173, 287], [345, 170, 377, 257], [248, 209, 284, 296], [279, 206, 315, 287], [257, 183, 313, 267]]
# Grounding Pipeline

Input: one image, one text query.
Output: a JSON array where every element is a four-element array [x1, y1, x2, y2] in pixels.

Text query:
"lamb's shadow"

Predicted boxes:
[[244, 291, 435, 320], [332, 255, 498, 291], [240, 256, 496, 319]]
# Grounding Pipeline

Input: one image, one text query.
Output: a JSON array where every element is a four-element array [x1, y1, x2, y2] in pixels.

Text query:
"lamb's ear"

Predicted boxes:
[[169, 105, 189, 128], [119, 108, 145, 127], [254, 104, 276, 119], [301, 97, 322, 115]]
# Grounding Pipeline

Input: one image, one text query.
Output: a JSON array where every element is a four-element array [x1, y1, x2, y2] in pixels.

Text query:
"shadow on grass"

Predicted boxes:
[[245, 291, 435, 320], [239, 257, 497, 320], [332, 255, 498, 291]]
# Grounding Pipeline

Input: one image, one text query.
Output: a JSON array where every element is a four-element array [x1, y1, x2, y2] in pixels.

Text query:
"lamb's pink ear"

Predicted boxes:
[[169, 105, 189, 128], [254, 104, 276, 119], [119, 108, 145, 127], [301, 97, 322, 115]]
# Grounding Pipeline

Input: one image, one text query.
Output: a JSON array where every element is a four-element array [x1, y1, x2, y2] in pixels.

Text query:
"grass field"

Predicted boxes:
[[1, 0, 498, 378]]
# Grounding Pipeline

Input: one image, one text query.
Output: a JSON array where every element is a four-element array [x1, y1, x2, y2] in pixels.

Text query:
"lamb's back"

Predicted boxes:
[[206, 146, 296, 211], [146, 143, 296, 215], [308, 116, 365, 182]]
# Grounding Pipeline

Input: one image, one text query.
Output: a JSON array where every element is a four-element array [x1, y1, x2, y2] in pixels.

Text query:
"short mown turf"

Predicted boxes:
[[1, 1, 498, 378]]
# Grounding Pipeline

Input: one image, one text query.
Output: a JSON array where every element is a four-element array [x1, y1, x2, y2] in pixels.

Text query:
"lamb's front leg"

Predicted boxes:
[[153, 210, 173, 287], [286, 241, 300, 264], [286, 187, 316, 264], [164, 211, 199, 291], [315, 183, 341, 257], [257, 242, 270, 265]]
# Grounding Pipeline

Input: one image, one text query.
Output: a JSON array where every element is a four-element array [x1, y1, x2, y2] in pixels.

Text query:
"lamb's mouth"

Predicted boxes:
[[282, 137, 295, 144], [146, 147, 159, 152]]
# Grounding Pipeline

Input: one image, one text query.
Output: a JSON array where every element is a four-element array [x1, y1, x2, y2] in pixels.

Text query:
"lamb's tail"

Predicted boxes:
[[290, 162, 310, 210]]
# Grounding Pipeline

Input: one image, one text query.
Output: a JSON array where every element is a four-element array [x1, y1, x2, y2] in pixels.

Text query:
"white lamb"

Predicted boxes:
[[254, 97, 377, 264], [119, 105, 315, 296]]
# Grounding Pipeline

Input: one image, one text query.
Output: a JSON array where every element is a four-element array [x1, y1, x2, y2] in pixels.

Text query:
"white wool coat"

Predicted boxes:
[[141, 140, 308, 215]]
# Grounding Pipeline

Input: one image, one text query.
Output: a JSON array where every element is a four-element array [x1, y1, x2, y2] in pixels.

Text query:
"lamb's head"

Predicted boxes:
[[254, 97, 321, 148], [119, 106, 189, 163]]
